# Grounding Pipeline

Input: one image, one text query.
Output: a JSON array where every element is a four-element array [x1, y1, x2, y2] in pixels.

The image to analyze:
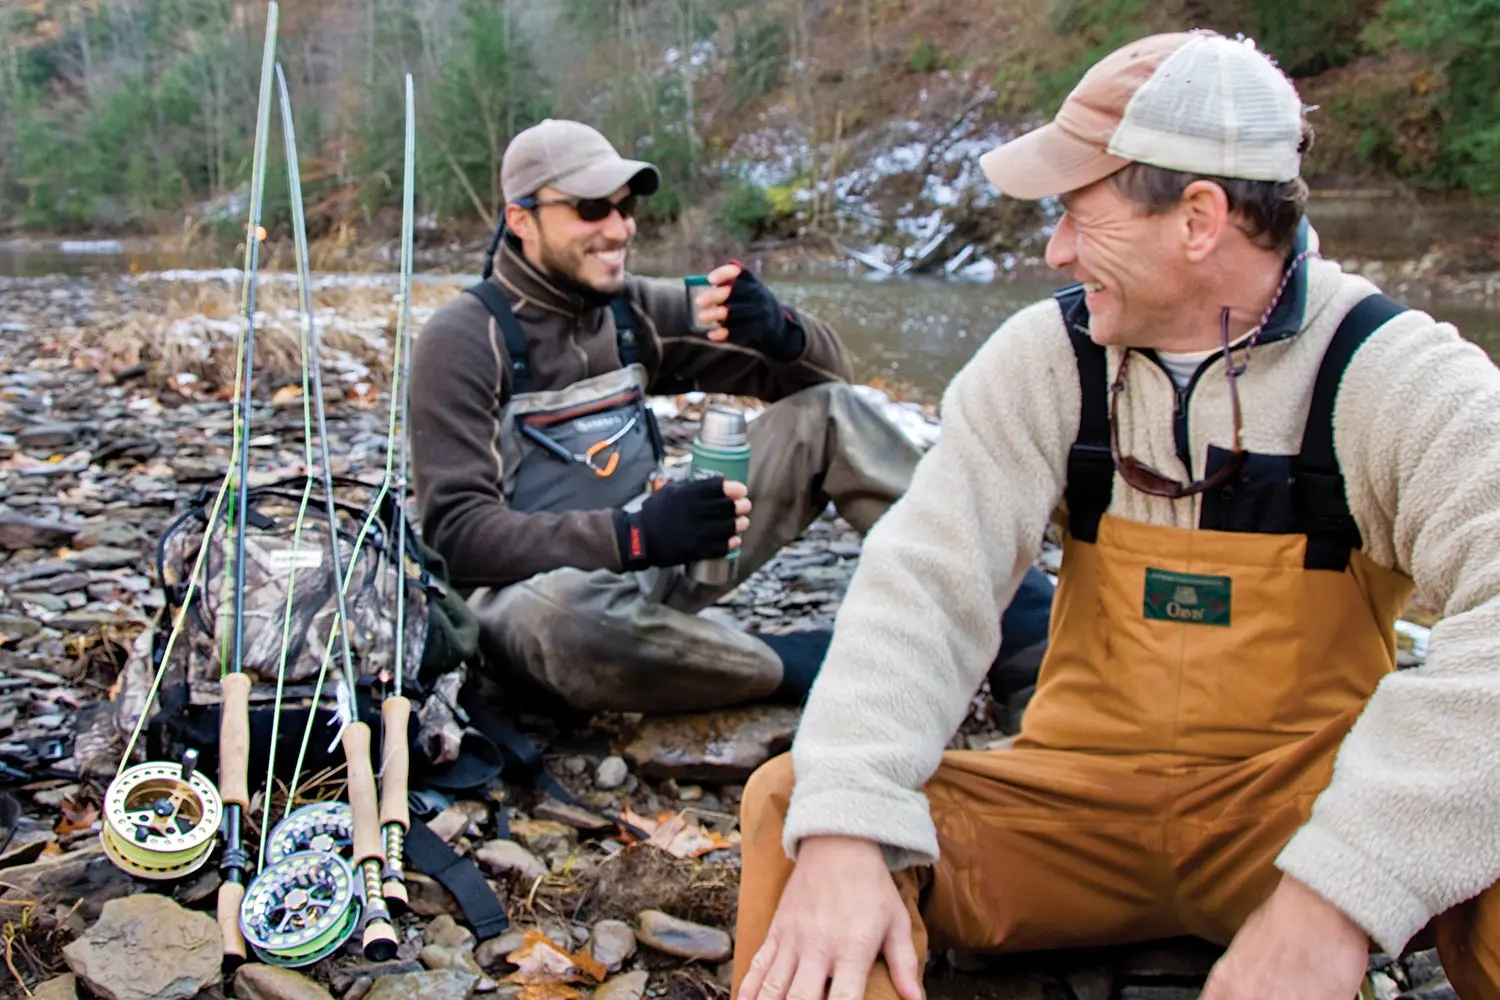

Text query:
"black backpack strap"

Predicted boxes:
[[1057, 284, 1113, 544], [1295, 293, 1408, 571], [403, 819, 512, 940], [611, 296, 639, 367], [465, 281, 532, 395]]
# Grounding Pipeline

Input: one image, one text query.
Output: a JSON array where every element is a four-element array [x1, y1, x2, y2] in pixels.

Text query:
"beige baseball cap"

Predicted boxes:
[[501, 119, 661, 203], [980, 31, 1306, 200]]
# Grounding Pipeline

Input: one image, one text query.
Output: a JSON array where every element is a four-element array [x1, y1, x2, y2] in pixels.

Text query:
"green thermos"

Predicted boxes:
[[689, 404, 751, 585]]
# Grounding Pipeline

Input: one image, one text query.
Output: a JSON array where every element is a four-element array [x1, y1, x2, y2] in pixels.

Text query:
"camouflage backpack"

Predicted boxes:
[[119, 475, 488, 787]]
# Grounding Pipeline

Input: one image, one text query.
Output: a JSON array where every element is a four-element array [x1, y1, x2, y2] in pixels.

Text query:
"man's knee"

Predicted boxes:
[[741, 752, 797, 835]]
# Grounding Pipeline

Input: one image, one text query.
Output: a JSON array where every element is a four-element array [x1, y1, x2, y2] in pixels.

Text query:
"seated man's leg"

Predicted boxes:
[[671, 382, 921, 614], [1436, 888, 1500, 1000], [733, 748, 1184, 1000], [468, 567, 787, 712], [1172, 703, 1500, 1000]]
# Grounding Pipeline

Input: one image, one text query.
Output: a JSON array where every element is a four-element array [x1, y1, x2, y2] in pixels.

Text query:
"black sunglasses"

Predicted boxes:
[[516, 193, 638, 223]]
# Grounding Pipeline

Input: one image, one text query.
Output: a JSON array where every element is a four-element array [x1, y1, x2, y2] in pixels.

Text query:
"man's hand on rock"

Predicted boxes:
[[738, 836, 923, 1000], [1200, 874, 1369, 1000]]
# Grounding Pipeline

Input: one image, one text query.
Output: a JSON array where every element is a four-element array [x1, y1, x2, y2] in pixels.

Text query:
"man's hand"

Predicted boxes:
[[1200, 875, 1370, 1000], [738, 836, 923, 1000], [691, 262, 805, 362], [616, 477, 751, 570]]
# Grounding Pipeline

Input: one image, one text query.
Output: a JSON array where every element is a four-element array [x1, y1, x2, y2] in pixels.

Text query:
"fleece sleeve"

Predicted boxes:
[[781, 299, 1079, 867], [1276, 309, 1500, 955]]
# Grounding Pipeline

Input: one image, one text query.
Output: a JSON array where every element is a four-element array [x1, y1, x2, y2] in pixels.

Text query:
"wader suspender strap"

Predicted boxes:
[[1296, 292, 1407, 571], [1057, 284, 1408, 568], [1056, 283, 1113, 544], [403, 819, 512, 939], [464, 282, 639, 396]]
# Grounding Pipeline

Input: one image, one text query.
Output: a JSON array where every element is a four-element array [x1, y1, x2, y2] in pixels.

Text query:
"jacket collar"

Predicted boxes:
[[493, 231, 617, 317]]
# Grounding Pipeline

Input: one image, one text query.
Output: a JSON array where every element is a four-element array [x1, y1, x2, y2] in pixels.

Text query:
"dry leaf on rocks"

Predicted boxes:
[[270, 384, 303, 405], [56, 796, 98, 836], [617, 809, 740, 858], [506, 929, 606, 986]]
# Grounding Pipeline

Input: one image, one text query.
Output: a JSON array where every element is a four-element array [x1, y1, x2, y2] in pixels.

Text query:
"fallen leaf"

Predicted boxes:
[[617, 808, 740, 858], [505, 929, 606, 985], [271, 384, 303, 405], [517, 986, 583, 1000], [55, 796, 99, 836]]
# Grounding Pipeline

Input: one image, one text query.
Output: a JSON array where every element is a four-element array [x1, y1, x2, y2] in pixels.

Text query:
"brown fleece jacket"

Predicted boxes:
[[409, 238, 853, 589]]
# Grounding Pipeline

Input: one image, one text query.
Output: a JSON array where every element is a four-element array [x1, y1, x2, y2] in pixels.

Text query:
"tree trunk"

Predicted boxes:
[[860, 0, 875, 67]]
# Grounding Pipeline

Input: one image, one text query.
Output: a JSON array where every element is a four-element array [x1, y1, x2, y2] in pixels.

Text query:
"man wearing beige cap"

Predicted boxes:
[[732, 30, 1500, 1000], [409, 120, 947, 714]]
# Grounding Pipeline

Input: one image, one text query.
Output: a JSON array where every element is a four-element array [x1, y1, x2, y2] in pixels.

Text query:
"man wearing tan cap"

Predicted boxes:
[[409, 120, 969, 715], [731, 30, 1500, 1000]]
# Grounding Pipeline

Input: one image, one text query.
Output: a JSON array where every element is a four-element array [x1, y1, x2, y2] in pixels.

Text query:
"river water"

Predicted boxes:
[[0, 238, 1496, 398]]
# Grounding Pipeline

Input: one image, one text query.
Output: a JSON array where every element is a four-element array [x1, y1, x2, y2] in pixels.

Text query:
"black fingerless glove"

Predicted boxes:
[[614, 477, 736, 570], [723, 267, 806, 363]]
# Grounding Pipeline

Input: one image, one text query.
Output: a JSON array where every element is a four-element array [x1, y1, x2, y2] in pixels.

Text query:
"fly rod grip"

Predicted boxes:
[[343, 721, 398, 960], [378, 697, 411, 828], [217, 880, 247, 962], [379, 696, 412, 912], [219, 673, 252, 808]]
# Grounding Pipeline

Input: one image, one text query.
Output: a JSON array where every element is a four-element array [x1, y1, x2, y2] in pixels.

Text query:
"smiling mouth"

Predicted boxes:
[[591, 248, 626, 267], [1082, 280, 1104, 293]]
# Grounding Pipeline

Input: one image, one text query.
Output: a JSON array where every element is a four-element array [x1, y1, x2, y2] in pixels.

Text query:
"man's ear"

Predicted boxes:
[[504, 202, 535, 243], [1178, 180, 1231, 263]]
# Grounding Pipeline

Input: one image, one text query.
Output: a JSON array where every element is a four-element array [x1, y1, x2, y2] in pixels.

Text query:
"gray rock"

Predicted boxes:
[[407, 872, 463, 919], [421, 943, 487, 979], [62, 893, 220, 1000], [593, 971, 650, 1000], [475, 929, 529, 971], [1399, 975, 1458, 1000], [1404, 949, 1444, 987], [595, 754, 629, 790], [1065, 966, 1115, 1000], [364, 970, 479, 1000], [0, 514, 78, 552], [234, 964, 336, 1000], [635, 910, 733, 963], [425, 914, 477, 952], [326, 960, 425, 996], [31, 974, 78, 1000], [427, 804, 473, 843], [0, 843, 134, 918], [0, 614, 42, 641], [623, 706, 800, 782], [474, 839, 548, 882], [17, 423, 82, 450], [69, 546, 138, 570], [12, 591, 71, 612], [40, 572, 91, 594], [589, 919, 637, 972]]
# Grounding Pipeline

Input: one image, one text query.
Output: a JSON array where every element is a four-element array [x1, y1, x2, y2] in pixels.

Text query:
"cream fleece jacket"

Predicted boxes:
[[784, 256, 1500, 957]]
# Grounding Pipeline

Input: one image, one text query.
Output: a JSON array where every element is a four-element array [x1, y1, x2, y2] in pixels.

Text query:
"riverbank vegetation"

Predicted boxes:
[[1, 0, 1496, 251]]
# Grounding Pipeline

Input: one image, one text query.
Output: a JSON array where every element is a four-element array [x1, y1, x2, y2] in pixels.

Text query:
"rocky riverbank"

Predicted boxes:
[[0, 272, 1451, 1000]]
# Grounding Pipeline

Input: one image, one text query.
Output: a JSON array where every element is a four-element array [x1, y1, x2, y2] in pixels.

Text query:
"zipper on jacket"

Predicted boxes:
[[1145, 351, 1223, 476]]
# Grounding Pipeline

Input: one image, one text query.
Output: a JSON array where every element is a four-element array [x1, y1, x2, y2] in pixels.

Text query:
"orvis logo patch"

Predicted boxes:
[[1143, 568, 1231, 626]]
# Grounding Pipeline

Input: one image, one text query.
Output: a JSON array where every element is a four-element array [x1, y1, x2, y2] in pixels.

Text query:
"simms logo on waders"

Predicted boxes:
[[1144, 568, 1232, 626]]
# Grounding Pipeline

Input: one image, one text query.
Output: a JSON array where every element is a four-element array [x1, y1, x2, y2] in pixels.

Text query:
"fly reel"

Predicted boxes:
[[240, 850, 363, 967], [265, 802, 354, 866], [100, 753, 222, 880]]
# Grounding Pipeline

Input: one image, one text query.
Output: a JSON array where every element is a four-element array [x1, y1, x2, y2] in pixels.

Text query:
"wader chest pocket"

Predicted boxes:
[[509, 388, 662, 515]]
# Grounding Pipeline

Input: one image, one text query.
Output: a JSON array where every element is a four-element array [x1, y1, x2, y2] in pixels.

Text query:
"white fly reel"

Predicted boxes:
[[99, 753, 222, 880]]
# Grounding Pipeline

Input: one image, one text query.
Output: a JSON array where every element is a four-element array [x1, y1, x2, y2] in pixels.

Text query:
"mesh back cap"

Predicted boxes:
[[980, 31, 1306, 200]]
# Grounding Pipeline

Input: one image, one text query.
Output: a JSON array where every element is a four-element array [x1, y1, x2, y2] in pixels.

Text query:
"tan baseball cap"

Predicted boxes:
[[980, 31, 1306, 200], [501, 119, 661, 203]]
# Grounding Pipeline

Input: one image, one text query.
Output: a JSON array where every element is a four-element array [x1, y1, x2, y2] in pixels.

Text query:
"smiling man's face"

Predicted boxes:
[[518, 184, 636, 294]]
